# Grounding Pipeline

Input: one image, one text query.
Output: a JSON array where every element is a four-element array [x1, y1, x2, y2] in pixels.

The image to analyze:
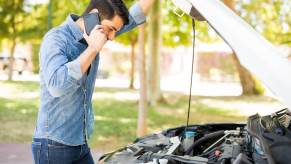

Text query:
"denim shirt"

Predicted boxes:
[[34, 4, 146, 146]]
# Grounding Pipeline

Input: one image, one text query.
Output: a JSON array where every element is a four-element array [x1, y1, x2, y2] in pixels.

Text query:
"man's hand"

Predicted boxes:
[[83, 25, 108, 53], [78, 25, 108, 74], [138, 0, 156, 15]]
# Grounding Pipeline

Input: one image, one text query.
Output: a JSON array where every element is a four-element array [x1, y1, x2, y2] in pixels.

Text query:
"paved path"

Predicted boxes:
[[0, 143, 103, 164]]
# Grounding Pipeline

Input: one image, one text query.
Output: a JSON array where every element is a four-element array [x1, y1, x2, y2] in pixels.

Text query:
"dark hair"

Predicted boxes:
[[83, 0, 129, 25]]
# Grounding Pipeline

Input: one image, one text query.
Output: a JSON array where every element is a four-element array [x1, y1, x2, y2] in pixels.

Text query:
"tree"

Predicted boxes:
[[163, 0, 223, 46], [235, 0, 291, 94], [163, 0, 290, 95], [50, 0, 88, 26], [0, 0, 29, 80], [147, 0, 162, 106], [137, 25, 148, 137], [48, 0, 53, 29], [224, 0, 264, 95], [116, 29, 138, 89], [115, 0, 139, 89], [24, 4, 50, 73], [27, 0, 89, 73], [145, 0, 221, 105], [237, 0, 291, 45]]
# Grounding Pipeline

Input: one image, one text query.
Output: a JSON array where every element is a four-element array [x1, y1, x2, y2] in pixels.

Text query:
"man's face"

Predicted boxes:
[[101, 15, 124, 40]]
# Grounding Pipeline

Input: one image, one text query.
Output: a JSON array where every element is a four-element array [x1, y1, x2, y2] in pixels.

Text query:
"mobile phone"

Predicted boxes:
[[83, 12, 100, 36]]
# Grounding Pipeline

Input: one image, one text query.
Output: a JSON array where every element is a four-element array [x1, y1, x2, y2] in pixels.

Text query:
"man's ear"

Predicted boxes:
[[90, 8, 98, 13]]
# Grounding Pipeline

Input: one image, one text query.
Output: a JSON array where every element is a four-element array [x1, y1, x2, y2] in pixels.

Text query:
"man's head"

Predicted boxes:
[[82, 0, 129, 40]]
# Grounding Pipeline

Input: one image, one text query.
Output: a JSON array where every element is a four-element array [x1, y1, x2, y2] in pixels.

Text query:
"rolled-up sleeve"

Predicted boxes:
[[116, 3, 146, 36], [40, 32, 82, 97], [65, 59, 82, 80]]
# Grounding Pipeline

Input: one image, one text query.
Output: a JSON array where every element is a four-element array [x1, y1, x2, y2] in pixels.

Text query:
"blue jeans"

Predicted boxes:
[[31, 138, 94, 164]]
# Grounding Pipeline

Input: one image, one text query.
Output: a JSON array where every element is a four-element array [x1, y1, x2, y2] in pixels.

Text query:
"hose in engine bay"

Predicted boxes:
[[185, 130, 225, 155]]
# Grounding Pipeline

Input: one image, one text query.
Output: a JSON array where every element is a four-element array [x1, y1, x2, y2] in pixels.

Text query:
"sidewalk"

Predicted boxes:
[[0, 143, 103, 164]]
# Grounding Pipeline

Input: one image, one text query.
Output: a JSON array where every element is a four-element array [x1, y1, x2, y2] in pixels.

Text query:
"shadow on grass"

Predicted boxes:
[[0, 80, 39, 92], [0, 97, 38, 142], [90, 95, 246, 150], [0, 81, 248, 151]]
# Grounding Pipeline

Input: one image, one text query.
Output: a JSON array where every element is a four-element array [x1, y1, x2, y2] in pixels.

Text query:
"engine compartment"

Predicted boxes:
[[99, 109, 291, 164]]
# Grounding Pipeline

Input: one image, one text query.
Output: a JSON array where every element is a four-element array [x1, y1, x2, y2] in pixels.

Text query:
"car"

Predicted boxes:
[[0, 56, 28, 75], [97, 70, 110, 79], [98, 0, 291, 163], [99, 109, 291, 164]]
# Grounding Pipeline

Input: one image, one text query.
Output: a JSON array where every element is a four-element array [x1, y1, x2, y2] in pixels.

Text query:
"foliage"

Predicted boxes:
[[253, 77, 266, 95], [31, 43, 40, 73], [162, 0, 291, 47], [162, 1, 222, 48], [0, 0, 47, 42], [23, 0, 89, 73], [0, 0, 24, 39], [50, 0, 88, 26], [115, 0, 138, 46], [18, 4, 47, 42], [117, 0, 218, 47], [237, 0, 291, 45]]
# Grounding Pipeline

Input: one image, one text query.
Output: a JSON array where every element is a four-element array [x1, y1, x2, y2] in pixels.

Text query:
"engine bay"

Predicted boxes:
[[99, 109, 291, 164], [96, 1, 291, 163]]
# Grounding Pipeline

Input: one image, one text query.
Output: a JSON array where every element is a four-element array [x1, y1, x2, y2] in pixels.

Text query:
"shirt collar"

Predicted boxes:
[[66, 14, 84, 42]]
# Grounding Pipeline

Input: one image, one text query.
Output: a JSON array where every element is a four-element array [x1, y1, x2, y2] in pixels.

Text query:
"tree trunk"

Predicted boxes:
[[8, 5, 16, 81], [129, 42, 136, 89], [231, 53, 258, 95], [32, 43, 40, 74], [147, 0, 162, 106], [48, 0, 53, 29], [137, 25, 148, 137], [223, 0, 261, 95], [8, 39, 16, 81]]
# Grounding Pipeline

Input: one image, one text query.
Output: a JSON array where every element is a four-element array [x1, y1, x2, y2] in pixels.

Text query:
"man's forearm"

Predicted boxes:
[[138, 0, 156, 15], [78, 46, 98, 74]]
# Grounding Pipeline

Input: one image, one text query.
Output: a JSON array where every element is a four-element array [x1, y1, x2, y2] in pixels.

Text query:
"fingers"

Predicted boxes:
[[83, 31, 89, 41], [83, 25, 107, 39], [92, 25, 103, 32], [92, 25, 108, 38], [92, 25, 106, 34]]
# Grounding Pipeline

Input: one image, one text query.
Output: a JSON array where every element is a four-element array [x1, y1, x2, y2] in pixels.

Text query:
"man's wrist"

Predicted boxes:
[[87, 45, 99, 54]]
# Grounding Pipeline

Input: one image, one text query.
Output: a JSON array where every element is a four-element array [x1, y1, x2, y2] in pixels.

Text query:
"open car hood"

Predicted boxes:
[[171, 0, 291, 109]]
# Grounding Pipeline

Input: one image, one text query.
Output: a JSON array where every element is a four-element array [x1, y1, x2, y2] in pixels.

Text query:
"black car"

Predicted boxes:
[[98, 0, 291, 163]]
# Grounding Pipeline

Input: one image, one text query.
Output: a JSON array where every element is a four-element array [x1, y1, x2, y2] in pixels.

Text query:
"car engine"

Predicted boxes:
[[99, 109, 291, 164]]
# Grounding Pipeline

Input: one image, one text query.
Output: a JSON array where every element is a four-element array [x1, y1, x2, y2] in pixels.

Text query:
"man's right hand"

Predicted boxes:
[[78, 25, 108, 74], [83, 25, 108, 53]]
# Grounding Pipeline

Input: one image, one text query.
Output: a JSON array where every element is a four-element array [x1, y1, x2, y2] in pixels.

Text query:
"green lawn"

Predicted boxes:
[[0, 80, 254, 151]]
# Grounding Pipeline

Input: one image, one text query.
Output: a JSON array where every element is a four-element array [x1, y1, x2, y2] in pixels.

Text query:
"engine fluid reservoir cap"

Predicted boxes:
[[185, 131, 197, 138]]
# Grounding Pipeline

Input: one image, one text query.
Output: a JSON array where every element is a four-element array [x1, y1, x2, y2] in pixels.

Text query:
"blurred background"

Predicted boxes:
[[0, 0, 290, 163]]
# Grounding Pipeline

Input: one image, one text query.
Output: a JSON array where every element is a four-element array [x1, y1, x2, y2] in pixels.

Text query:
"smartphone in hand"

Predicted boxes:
[[83, 12, 100, 36]]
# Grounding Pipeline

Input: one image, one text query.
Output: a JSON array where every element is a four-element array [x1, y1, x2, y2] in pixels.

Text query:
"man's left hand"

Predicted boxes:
[[138, 0, 156, 15]]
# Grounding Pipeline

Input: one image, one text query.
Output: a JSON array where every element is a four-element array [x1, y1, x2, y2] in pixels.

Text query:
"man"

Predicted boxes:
[[32, 0, 154, 163]]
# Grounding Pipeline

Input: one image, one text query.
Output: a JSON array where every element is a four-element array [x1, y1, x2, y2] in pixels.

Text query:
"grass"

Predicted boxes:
[[0, 80, 269, 151]]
